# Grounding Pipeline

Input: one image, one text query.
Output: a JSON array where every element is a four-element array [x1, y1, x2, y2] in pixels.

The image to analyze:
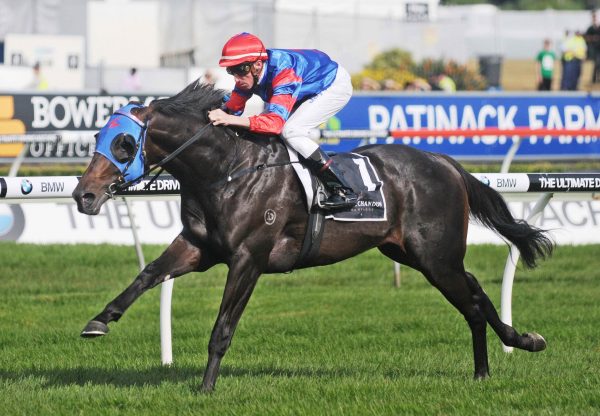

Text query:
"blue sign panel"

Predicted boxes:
[[323, 93, 600, 160]]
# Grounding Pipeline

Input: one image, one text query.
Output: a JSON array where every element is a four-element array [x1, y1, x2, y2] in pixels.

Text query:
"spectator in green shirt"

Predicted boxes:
[[536, 39, 556, 91]]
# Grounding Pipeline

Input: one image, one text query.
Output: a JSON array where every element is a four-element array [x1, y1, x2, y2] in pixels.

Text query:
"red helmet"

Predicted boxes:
[[219, 32, 268, 67]]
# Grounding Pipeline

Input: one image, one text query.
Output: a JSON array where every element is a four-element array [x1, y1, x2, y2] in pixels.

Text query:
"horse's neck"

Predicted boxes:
[[156, 125, 285, 190], [234, 130, 287, 160], [216, 130, 291, 183]]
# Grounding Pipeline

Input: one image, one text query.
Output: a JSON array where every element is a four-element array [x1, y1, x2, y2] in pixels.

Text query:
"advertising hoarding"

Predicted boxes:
[[1, 92, 599, 161], [326, 93, 600, 160]]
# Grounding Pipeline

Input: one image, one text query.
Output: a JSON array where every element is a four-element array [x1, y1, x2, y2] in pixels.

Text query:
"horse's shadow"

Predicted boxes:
[[0, 367, 192, 388], [0, 365, 370, 388]]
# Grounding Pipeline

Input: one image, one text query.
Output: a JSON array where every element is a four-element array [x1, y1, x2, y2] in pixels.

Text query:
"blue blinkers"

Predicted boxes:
[[95, 102, 147, 185]]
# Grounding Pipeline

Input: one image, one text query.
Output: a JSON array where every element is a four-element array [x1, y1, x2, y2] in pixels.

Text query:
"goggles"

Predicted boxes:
[[226, 62, 252, 77]]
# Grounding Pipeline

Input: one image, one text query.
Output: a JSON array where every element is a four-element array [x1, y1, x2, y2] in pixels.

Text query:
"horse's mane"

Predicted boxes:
[[151, 80, 226, 119], [150, 78, 278, 149]]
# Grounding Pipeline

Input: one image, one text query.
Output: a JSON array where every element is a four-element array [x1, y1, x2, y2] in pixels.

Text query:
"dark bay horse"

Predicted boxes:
[[72, 82, 553, 391]]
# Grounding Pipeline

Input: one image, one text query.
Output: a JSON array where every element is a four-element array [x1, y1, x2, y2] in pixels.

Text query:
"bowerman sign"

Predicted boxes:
[[0, 93, 161, 159]]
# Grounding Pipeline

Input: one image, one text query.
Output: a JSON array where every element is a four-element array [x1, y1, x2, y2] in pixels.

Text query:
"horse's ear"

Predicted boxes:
[[110, 133, 137, 163], [131, 105, 151, 123]]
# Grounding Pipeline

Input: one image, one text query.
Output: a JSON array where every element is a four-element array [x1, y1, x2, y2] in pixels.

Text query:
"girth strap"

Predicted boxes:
[[293, 207, 325, 270]]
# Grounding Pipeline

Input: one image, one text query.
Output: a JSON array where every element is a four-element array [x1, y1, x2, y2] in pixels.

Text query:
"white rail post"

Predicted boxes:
[[500, 192, 553, 352], [500, 135, 522, 174], [8, 144, 28, 177], [393, 262, 401, 288], [121, 197, 145, 272], [121, 197, 173, 366], [160, 279, 174, 365]]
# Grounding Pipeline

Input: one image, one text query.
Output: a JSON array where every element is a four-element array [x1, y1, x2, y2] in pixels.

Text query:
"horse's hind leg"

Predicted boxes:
[[379, 245, 490, 379], [464, 272, 546, 352], [81, 233, 210, 337], [424, 267, 491, 379]]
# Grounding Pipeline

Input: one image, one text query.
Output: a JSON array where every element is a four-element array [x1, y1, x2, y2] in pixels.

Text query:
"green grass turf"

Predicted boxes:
[[0, 243, 598, 415]]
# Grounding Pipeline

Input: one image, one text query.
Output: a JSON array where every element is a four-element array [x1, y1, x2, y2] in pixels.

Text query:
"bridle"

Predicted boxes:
[[105, 121, 214, 199], [105, 119, 299, 199]]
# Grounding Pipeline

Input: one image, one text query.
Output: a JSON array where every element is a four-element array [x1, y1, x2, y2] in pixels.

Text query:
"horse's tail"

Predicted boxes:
[[443, 156, 554, 268]]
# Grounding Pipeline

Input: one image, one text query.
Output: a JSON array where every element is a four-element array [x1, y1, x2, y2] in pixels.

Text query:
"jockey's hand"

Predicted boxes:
[[208, 109, 232, 126], [208, 109, 250, 129]]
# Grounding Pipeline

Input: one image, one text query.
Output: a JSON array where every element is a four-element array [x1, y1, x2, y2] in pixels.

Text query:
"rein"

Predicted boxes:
[[106, 121, 299, 198], [211, 160, 299, 188]]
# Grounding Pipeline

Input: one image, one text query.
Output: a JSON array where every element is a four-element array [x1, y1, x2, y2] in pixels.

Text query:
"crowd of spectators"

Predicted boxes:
[[584, 10, 600, 84], [357, 10, 600, 93], [536, 10, 600, 91]]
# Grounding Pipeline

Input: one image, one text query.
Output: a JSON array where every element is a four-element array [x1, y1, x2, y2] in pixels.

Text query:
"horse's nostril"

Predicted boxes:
[[82, 193, 96, 205]]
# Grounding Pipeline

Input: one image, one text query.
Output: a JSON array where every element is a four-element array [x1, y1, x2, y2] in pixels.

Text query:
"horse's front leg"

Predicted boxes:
[[81, 233, 209, 337], [201, 248, 261, 392]]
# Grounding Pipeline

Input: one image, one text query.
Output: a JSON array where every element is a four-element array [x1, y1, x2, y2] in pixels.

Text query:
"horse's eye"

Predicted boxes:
[[110, 133, 137, 163]]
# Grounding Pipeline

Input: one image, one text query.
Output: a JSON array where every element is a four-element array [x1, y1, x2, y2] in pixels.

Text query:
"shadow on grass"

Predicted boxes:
[[0, 363, 462, 389], [0, 364, 377, 389], [0, 366, 196, 388]]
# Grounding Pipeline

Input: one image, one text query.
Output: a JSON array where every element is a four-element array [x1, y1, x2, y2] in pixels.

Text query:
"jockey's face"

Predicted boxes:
[[229, 60, 263, 90]]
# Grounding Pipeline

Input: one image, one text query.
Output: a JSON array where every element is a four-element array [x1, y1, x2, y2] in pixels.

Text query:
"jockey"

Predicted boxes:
[[207, 32, 358, 210]]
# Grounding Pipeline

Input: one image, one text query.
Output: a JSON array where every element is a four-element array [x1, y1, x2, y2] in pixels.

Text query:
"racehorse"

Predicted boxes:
[[72, 81, 553, 392]]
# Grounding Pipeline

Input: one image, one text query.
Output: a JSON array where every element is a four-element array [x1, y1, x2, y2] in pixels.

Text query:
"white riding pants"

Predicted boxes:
[[281, 66, 352, 158]]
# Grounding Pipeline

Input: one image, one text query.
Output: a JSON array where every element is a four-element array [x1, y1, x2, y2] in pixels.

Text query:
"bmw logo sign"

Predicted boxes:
[[20, 179, 33, 195], [480, 176, 490, 187]]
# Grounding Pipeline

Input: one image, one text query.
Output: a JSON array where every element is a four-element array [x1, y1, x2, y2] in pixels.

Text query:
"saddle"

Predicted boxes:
[[287, 147, 387, 221]]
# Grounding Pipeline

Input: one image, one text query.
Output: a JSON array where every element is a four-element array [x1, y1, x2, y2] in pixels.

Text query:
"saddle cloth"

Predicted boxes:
[[286, 147, 387, 222]]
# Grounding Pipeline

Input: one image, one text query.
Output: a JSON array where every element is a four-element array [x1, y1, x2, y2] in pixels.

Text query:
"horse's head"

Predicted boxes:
[[73, 102, 150, 214], [73, 82, 232, 215]]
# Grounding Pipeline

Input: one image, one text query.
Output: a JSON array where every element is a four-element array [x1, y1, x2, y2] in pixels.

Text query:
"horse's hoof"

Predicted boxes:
[[524, 332, 546, 352], [81, 320, 109, 338], [201, 384, 215, 394], [473, 371, 490, 380]]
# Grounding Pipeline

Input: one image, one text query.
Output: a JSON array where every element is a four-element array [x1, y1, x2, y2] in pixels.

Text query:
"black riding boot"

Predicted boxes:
[[306, 149, 358, 210]]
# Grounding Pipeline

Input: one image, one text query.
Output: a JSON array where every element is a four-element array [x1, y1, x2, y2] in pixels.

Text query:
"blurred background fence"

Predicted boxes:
[[1, 0, 599, 93]]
